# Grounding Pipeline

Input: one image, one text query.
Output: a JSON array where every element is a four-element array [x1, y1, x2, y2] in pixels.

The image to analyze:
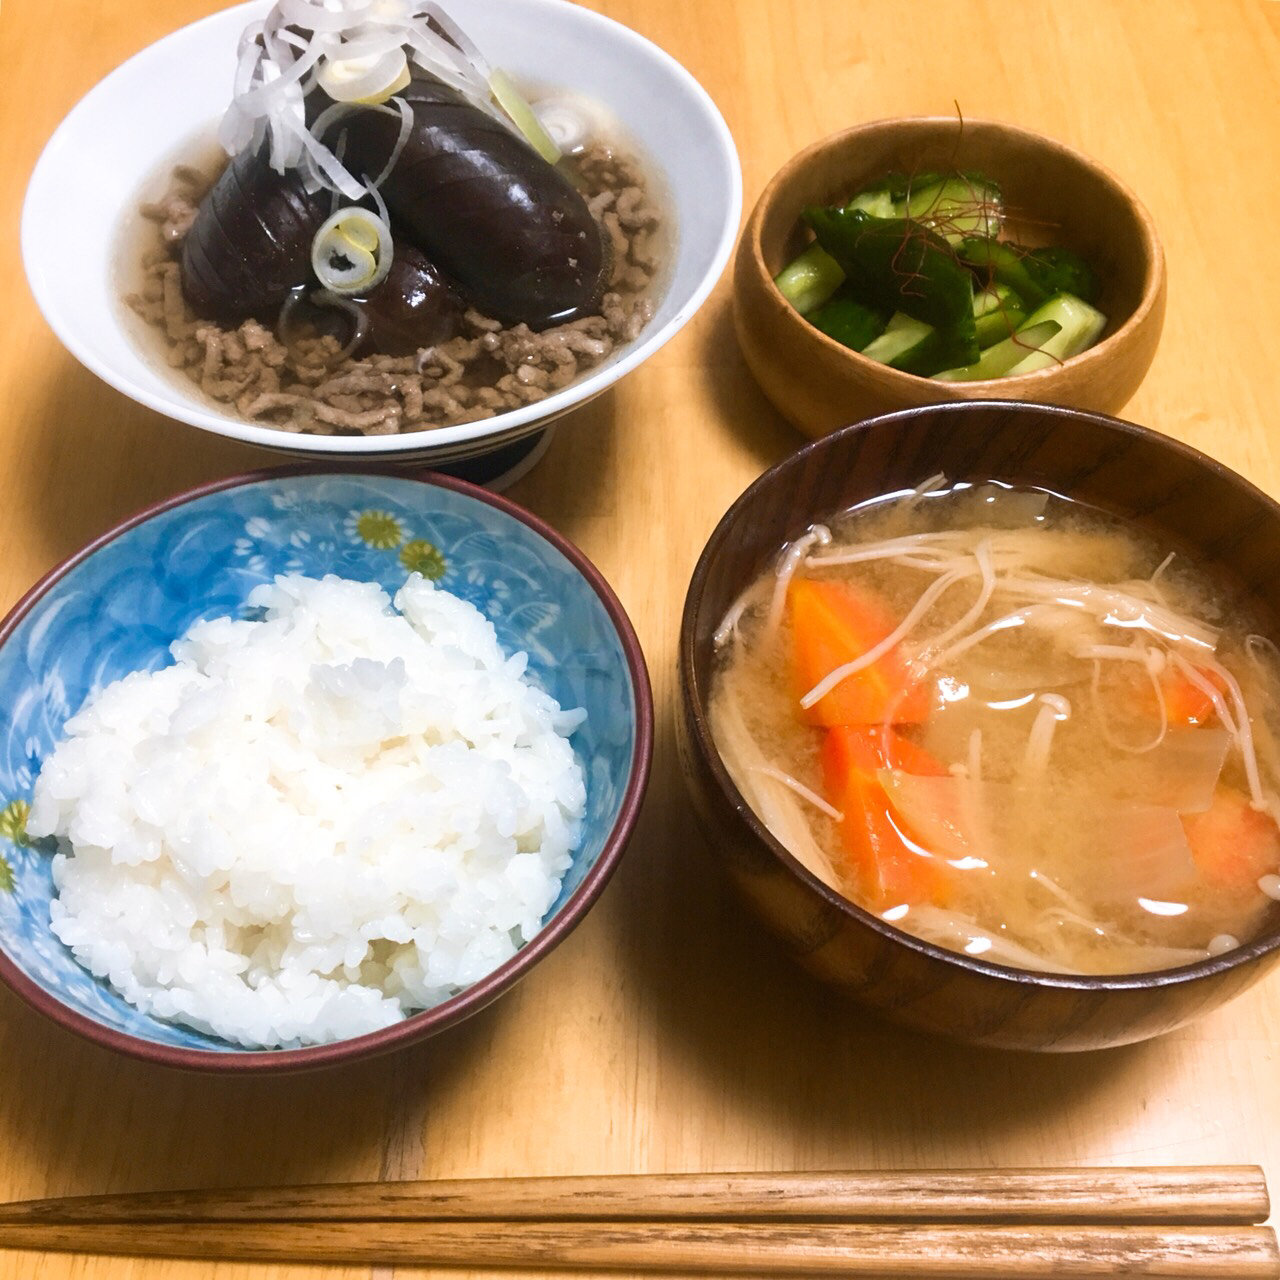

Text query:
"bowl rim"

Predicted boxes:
[[744, 115, 1165, 390], [679, 399, 1280, 993], [0, 464, 655, 1071], [20, 0, 743, 458]]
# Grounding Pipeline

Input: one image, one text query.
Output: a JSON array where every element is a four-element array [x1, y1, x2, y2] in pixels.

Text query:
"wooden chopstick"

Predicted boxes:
[[0, 1169, 1273, 1277], [0, 1166, 1269, 1226], [0, 1219, 1276, 1276]]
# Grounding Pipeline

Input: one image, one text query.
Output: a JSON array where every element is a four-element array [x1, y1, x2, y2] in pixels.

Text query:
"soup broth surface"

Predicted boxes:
[[711, 481, 1280, 975]]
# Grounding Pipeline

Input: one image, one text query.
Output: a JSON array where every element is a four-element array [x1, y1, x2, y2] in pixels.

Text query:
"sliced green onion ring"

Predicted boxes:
[[489, 68, 562, 165], [532, 96, 594, 155], [317, 45, 410, 104], [310, 207, 394, 294]]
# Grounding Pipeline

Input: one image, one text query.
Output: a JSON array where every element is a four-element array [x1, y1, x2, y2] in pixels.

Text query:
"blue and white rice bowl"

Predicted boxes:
[[0, 468, 652, 1070]]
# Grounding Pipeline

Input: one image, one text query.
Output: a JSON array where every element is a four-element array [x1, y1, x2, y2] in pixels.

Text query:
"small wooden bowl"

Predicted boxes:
[[734, 118, 1166, 438], [678, 401, 1280, 1053]]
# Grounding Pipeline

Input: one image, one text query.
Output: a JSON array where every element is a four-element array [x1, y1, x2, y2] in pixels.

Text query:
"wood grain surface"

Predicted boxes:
[[2, 1220, 1279, 1277], [2, 1, 1280, 1279], [4, 1167, 1268, 1225]]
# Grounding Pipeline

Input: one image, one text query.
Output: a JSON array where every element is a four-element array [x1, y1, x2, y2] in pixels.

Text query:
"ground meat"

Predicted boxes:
[[126, 143, 663, 436], [139, 165, 208, 245]]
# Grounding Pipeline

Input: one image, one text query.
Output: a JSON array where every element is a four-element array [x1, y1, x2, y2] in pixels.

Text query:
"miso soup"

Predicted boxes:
[[710, 479, 1280, 975]]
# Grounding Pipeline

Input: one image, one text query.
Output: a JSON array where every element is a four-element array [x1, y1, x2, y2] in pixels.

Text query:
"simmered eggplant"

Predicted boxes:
[[181, 145, 330, 321], [340, 74, 608, 329], [130, 0, 663, 439], [361, 245, 464, 354]]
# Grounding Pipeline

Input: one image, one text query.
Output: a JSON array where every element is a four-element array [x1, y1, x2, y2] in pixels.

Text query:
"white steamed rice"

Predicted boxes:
[[28, 573, 587, 1049]]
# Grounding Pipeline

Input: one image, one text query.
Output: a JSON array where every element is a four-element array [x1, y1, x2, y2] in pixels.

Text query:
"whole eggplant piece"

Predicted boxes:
[[181, 145, 331, 321], [361, 245, 464, 354], [341, 75, 608, 328]]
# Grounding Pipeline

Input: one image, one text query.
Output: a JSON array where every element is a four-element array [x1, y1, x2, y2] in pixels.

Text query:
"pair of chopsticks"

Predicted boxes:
[[0, 1167, 1275, 1276]]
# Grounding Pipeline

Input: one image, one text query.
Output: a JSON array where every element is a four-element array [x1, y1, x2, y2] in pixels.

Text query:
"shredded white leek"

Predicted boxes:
[[220, 0, 561, 198], [999, 576, 1220, 651], [903, 472, 948, 509], [920, 538, 995, 656], [713, 587, 753, 650], [806, 530, 972, 570], [369, 97, 415, 187], [750, 767, 844, 823], [1087, 649, 1167, 756], [1247, 633, 1280, 670], [1021, 694, 1069, 780], [966, 729, 983, 783], [1029, 868, 1096, 921], [712, 689, 842, 888], [799, 569, 965, 710], [765, 524, 830, 638], [902, 904, 1083, 974], [929, 606, 1046, 667], [1173, 651, 1267, 811]]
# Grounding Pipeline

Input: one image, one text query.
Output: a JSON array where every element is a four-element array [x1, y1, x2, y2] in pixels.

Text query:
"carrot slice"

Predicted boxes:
[[789, 578, 929, 726], [1162, 675, 1218, 727], [1122, 664, 1226, 727], [1183, 788, 1280, 893], [822, 726, 950, 909]]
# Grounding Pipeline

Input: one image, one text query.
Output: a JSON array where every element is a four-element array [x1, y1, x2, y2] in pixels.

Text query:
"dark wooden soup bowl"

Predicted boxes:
[[677, 401, 1280, 1052]]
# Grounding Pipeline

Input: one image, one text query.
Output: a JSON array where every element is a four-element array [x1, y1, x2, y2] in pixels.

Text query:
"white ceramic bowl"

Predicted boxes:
[[22, 0, 741, 468]]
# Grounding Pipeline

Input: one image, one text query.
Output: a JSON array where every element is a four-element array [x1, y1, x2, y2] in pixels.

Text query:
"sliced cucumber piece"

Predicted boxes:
[[861, 312, 934, 365], [906, 176, 1003, 243], [932, 319, 1060, 381], [972, 284, 1026, 348], [973, 284, 1021, 317], [804, 208, 979, 352], [808, 291, 889, 351], [958, 240, 1098, 309], [774, 242, 846, 315], [894, 327, 987, 377], [1006, 293, 1107, 374], [845, 189, 899, 218], [860, 310, 980, 377]]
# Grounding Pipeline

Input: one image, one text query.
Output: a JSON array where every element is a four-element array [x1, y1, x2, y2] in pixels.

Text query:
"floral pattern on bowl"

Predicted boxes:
[[0, 469, 649, 1066]]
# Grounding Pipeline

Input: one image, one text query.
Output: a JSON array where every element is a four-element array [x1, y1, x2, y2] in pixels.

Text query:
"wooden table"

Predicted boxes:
[[3, 0, 1280, 1276]]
